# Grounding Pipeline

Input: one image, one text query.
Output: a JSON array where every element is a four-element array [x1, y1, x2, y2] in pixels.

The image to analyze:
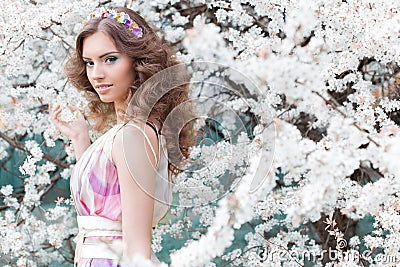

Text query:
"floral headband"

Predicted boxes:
[[82, 7, 143, 38]]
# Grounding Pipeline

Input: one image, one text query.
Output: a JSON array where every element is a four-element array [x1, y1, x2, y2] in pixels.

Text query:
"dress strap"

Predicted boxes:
[[121, 122, 160, 166], [145, 121, 160, 137]]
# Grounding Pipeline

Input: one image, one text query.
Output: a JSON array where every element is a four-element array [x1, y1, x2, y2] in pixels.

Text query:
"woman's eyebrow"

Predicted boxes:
[[82, 51, 120, 60]]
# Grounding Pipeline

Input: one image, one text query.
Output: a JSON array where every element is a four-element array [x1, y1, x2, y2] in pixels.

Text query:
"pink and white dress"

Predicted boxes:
[[70, 123, 171, 267]]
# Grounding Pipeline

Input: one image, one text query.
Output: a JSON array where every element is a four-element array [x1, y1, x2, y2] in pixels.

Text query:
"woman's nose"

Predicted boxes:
[[91, 63, 105, 80]]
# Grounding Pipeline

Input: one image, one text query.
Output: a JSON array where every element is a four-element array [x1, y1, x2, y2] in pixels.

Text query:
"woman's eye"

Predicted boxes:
[[105, 56, 118, 63], [84, 60, 93, 67]]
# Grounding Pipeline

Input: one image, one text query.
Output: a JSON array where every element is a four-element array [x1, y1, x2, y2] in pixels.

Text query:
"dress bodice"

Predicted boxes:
[[70, 123, 171, 226]]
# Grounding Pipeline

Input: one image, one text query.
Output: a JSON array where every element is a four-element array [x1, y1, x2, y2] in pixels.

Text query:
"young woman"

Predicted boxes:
[[49, 6, 194, 266]]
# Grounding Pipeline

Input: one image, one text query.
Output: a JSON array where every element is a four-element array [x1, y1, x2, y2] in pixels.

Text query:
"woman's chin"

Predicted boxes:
[[98, 97, 113, 103]]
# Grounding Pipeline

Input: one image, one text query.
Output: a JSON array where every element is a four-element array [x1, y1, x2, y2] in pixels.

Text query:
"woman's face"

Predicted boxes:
[[82, 31, 135, 109]]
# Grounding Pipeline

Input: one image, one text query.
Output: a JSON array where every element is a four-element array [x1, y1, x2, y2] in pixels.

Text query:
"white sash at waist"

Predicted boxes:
[[74, 216, 123, 265], [73, 216, 160, 266]]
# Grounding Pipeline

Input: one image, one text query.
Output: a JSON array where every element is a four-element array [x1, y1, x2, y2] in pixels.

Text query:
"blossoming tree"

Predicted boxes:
[[1, 0, 400, 266]]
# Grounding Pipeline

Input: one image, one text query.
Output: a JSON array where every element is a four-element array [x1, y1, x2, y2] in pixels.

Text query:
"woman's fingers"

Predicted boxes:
[[49, 104, 68, 131], [69, 104, 86, 122], [67, 104, 77, 112], [49, 103, 58, 113], [49, 103, 89, 141], [51, 104, 61, 121], [50, 103, 85, 125]]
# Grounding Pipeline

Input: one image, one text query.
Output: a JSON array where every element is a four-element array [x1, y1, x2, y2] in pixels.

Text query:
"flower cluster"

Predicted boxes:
[[83, 7, 143, 37]]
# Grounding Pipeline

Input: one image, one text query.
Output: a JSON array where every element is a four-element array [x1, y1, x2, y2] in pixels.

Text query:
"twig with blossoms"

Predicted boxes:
[[0, 131, 70, 169], [313, 90, 380, 147], [323, 212, 347, 253]]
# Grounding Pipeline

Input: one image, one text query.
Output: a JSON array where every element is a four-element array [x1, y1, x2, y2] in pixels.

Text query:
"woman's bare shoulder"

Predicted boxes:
[[111, 122, 159, 162], [114, 122, 157, 143]]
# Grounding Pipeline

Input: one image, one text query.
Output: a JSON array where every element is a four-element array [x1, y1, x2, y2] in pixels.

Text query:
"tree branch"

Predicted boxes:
[[313, 91, 380, 147], [0, 131, 70, 169]]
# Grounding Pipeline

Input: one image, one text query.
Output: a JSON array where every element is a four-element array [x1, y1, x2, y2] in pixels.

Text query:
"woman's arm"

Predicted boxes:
[[112, 123, 159, 260]]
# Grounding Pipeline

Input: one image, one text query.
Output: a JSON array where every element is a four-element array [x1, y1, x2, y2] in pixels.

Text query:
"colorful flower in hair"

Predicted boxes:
[[82, 7, 143, 38]]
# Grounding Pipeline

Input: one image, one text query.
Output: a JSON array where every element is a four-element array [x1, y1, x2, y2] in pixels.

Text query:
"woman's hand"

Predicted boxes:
[[49, 103, 91, 161], [49, 103, 88, 141]]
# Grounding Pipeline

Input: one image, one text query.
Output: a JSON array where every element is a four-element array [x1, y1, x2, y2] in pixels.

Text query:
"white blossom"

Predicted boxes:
[[1, 185, 13, 197]]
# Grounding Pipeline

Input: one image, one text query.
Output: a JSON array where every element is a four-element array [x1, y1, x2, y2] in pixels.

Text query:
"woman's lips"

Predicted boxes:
[[97, 85, 112, 93]]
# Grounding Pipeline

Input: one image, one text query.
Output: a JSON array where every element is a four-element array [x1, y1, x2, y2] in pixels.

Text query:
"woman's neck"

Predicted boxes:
[[114, 102, 126, 124]]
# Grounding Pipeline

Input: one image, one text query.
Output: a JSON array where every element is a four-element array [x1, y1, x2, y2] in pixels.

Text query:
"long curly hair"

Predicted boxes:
[[65, 6, 195, 175]]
